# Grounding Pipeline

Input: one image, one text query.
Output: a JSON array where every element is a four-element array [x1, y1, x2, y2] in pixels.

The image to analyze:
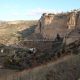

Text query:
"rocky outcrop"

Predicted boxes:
[[36, 10, 80, 40], [67, 12, 77, 29]]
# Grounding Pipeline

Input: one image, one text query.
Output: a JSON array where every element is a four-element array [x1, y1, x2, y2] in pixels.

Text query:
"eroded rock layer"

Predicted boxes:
[[36, 10, 80, 40]]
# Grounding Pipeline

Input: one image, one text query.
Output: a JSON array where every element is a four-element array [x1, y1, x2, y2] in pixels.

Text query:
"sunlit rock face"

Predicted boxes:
[[67, 11, 79, 29], [36, 10, 80, 40]]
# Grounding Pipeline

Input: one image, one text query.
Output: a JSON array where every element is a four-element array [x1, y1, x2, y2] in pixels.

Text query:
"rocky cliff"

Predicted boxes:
[[36, 10, 80, 40]]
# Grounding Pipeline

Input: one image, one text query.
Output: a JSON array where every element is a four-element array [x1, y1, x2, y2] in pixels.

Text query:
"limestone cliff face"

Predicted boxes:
[[36, 10, 80, 40], [67, 11, 79, 29]]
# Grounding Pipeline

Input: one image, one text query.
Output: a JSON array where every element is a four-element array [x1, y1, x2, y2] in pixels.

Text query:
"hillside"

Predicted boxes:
[[0, 20, 37, 45], [0, 54, 80, 80]]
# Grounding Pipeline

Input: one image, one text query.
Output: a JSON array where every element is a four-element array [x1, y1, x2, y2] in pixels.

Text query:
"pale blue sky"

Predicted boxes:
[[0, 0, 80, 21]]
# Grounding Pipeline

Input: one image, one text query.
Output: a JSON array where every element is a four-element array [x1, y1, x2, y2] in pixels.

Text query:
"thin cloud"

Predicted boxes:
[[26, 8, 62, 16]]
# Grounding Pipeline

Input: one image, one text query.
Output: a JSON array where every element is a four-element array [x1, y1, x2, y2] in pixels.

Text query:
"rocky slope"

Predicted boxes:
[[35, 9, 80, 41]]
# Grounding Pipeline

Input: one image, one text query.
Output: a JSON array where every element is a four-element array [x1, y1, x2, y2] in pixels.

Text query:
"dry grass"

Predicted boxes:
[[0, 54, 80, 80]]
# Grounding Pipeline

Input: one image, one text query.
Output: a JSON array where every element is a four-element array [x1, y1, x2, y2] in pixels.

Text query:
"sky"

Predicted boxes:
[[0, 0, 80, 21]]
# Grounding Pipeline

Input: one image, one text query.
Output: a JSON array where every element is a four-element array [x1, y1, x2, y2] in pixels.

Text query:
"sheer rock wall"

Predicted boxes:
[[36, 10, 80, 40]]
